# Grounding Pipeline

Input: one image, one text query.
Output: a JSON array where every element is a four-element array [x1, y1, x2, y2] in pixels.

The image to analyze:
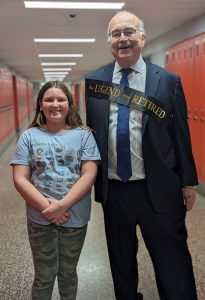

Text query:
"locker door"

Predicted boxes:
[[26, 82, 31, 119], [165, 51, 171, 70], [74, 84, 79, 111], [12, 75, 20, 133], [199, 34, 205, 181], [175, 44, 182, 75], [192, 36, 202, 174], [180, 39, 195, 149], [166, 48, 177, 73]]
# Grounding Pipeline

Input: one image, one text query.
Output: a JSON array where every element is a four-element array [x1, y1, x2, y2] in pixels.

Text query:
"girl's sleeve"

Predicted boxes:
[[10, 131, 30, 166], [81, 131, 101, 161]]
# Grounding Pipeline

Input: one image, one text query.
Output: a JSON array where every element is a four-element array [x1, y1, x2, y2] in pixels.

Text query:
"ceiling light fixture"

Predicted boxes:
[[44, 77, 66, 81], [34, 38, 95, 43], [44, 72, 69, 75], [41, 62, 76, 66], [45, 75, 66, 78], [39, 54, 83, 57], [44, 73, 67, 76], [43, 68, 72, 71], [24, 1, 125, 10]]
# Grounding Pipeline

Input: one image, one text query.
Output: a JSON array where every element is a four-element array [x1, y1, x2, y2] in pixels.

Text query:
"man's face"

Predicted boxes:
[[108, 12, 145, 67]]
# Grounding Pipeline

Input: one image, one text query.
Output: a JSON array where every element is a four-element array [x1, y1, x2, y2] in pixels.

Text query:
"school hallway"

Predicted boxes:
[[0, 136, 204, 300]]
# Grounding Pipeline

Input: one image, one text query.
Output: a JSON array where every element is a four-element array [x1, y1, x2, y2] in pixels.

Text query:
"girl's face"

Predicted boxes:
[[40, 87, 69, 127]]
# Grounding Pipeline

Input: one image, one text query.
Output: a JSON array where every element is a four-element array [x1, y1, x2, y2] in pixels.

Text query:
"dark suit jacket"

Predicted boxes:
[[85, 59, 198, 213]]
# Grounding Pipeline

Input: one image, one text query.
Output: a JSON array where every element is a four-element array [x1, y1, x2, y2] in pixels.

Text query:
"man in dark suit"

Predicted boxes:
[[85, 10, 198, 300]]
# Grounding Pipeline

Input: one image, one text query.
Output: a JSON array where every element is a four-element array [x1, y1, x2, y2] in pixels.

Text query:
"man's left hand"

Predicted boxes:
[[182, 187, 196, 211]]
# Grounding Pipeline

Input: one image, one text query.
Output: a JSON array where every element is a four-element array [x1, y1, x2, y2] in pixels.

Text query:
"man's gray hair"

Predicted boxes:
[[138, 18, 145, 35]]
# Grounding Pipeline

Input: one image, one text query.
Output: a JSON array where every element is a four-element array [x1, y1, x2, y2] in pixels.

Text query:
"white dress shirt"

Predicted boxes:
[[108, 54, 146, 181]]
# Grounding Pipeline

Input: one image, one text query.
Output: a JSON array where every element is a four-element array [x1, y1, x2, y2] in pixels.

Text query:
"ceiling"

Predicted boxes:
[[0, 0, 205, 83]]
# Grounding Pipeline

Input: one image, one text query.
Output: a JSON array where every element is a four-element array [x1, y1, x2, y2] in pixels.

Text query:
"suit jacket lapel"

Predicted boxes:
[[101, 63, 115, 132], [142, 60, 160, 134]]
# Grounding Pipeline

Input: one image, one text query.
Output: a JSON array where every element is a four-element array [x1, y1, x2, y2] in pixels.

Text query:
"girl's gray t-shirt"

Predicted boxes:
[[10, 127, 101, 227]]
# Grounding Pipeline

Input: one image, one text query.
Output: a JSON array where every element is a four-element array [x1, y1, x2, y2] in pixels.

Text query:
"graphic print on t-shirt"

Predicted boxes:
[[30, 141, 81, 196]]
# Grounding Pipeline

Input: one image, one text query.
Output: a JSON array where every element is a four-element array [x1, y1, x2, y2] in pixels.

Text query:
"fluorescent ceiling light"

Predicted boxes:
[[45, 75, 66, 78], [45, 73, 66, 76], [43, 68, 72, 71], [24, 1, 125, 10], [39, 54, 83, 57], [34, 38, 95, 43], [44, 72, 69, 75], [44, 75, 65, 79], [44, 74, 67, 76], [44, 75, 68, 77], [45, 77, 66, 81], [41, 62, 76, 66]]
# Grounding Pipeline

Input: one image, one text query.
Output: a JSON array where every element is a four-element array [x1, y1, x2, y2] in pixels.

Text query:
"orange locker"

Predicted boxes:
[[165, 34, 205, 182], [74, 84, 79, 111], [0, 70, 34, 150], [181, 39, 194, 109], [12, 75, 20, 133], [16, 77, 29, 127], [198, 34, 205, 181], [27, 82, 34, 118], [192, 36, 202, 176], [81, 80, 86, 113], [0, 70, 15, 147]]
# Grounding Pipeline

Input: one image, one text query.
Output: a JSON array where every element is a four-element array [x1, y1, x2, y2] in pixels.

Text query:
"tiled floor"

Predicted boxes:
[[0, 140, 204, 300]]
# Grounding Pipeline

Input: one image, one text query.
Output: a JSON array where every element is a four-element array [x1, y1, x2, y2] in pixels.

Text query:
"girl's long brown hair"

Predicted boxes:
[[30, 81, 86, 129]]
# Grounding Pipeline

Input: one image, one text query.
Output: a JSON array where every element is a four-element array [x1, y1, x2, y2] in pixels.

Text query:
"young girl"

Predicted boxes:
[[10, 81, 100, 300]]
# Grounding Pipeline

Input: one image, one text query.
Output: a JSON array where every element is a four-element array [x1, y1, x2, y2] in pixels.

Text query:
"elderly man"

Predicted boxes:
[[86, 11, 198, 300]]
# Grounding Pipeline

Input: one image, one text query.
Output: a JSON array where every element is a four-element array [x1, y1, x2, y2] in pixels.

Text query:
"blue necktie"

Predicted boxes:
[[116, 68, 132, 182]]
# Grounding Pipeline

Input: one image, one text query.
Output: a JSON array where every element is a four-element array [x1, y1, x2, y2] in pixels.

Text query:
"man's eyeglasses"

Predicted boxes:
[[108, 28, 142, 39]]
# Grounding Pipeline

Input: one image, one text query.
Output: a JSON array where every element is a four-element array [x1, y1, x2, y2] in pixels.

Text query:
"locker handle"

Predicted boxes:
[[187, 109, 191, 120], [193, 110, 198, 121], [200, 112, 204, 122]]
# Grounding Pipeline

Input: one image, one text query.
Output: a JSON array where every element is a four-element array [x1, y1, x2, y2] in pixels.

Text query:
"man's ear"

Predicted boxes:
[[141, 35, 145, 48]]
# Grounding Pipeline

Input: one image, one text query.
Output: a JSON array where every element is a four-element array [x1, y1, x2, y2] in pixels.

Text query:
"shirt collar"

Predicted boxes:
[[114, 54, 146, 75]]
